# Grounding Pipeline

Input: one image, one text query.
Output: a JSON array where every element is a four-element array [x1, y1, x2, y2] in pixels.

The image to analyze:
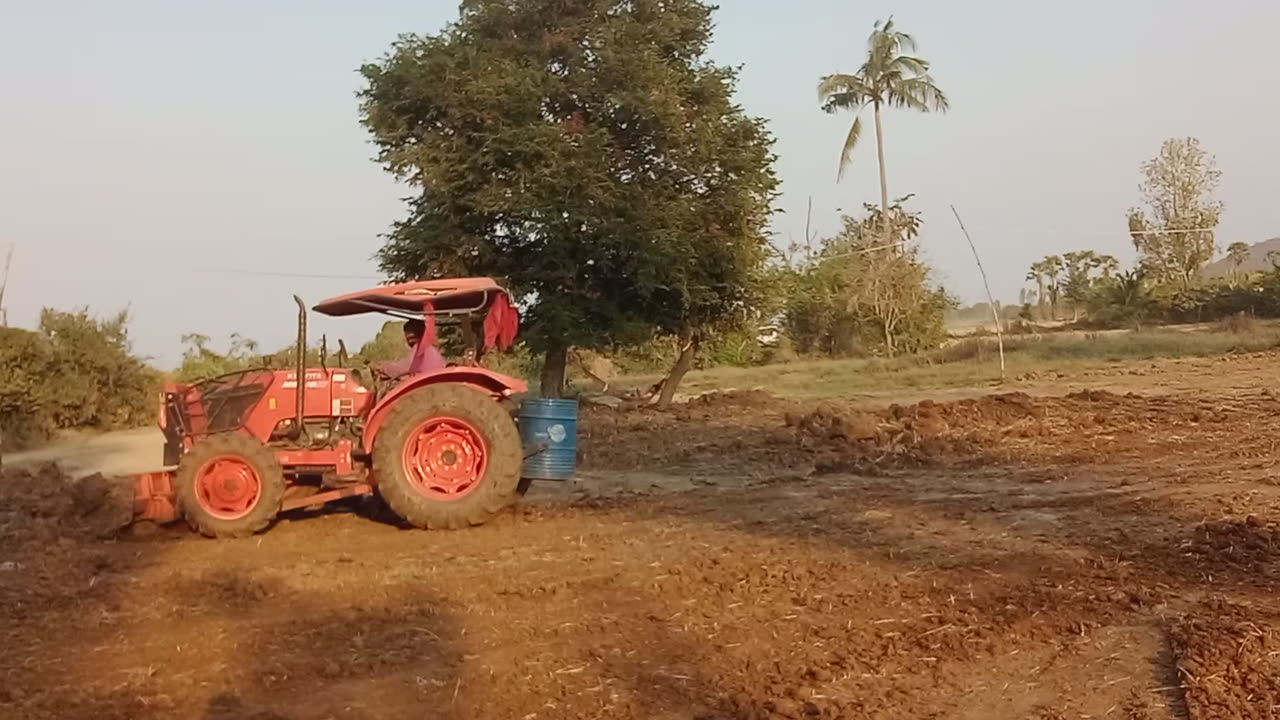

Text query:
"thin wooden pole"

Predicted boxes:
[[950, 206, 1005, 381], [0, 245, 13, 327]]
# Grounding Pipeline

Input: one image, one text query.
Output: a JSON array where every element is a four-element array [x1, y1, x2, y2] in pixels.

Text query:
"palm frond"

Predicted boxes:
[[817, 73, 868, 100], [821, 91, 862, 114], [872, 17, 890, 40], [887, 90, 927, 112], [890, 29, 918, 56], [836, 114, 865, 182], [818, 74, 870, 114], [890, 76, 949, 113], [869, 16, 918, 56], [888, 55, 930, 76]]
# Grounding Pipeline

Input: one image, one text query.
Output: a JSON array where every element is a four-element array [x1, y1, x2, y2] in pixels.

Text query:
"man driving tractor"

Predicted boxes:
[[376, 319, 446, 380]]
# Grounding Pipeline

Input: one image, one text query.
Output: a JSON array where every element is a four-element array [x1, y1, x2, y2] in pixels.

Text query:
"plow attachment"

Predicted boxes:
[[132, 471, 178, 524]]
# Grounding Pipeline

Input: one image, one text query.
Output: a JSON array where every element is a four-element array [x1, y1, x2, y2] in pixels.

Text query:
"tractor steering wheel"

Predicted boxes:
[[352, 364, 389, 402]]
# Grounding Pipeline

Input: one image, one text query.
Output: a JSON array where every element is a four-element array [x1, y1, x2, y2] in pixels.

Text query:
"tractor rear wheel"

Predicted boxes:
[[372, 383, 522, 529], [174, 433, 286, 538]]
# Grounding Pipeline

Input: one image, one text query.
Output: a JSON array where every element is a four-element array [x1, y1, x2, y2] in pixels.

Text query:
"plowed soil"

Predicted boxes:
[[7, 354, 1280, 719]]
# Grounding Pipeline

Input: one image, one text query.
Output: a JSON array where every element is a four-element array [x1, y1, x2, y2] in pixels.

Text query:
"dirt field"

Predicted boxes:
[[5, 352, 1280, 719]]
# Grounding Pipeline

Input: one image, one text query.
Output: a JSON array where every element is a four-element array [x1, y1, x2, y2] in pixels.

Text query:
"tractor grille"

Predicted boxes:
[[168, 370, 274, 437]]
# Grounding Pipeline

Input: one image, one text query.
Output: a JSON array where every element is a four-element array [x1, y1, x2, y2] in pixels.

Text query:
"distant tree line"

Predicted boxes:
[[1018, 136, 1274, 329]]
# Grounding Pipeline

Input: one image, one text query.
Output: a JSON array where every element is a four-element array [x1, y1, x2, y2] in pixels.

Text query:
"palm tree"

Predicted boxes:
[[1106, 270, 1151, 329], [1028, 256, 1065, 320], [1041, 255, 1064, 320], [1061, 251, 1095, 321], [1227, 242, 1251, 285], [1026, 265, 1048, 320], [818, 16, 949, 227]]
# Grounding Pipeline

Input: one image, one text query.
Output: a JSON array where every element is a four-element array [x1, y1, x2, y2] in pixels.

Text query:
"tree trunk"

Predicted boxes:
[[873, 102, 890, 240], [1036, 278, 1047, 320], [539, 345, 568, 398], [881, 320, 895, 358], [460, 318, 478, 365], [656, 336, 698, 408]]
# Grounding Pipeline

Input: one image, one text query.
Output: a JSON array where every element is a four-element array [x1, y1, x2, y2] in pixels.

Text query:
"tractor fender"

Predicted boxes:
[[363, 367, 528, 452]]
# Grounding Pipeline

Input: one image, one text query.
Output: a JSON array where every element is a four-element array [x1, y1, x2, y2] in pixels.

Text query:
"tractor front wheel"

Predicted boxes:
[[372, 383, 522, 529], [174, 434, 286, 538]]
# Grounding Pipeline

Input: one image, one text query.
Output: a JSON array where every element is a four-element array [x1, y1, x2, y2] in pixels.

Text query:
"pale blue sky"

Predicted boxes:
[[2, 1, 1276, 365]]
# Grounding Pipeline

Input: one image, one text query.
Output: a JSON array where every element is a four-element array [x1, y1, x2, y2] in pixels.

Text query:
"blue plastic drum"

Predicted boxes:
[[518, 398, 579, 481]]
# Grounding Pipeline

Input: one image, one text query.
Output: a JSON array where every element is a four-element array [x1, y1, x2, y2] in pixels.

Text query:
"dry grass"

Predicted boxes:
[[1213, 312, 1260, 335], [610, 322, 1280, 400]]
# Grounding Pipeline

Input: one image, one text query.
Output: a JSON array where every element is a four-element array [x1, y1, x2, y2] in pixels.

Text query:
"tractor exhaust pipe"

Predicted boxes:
[[292, 295, 307, 440]]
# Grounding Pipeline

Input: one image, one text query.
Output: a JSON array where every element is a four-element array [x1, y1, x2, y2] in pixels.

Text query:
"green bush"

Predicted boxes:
[[176, 333, 264, 381], [176, 332, 341, 382], [0, 310, 159, 450], [702, 329, 769, 368], [1083, 269, 1280, 329], [0, 327, 58, 448], [778, 201, 955, 358], [357, 321, 410, 367], [484, 346, 539, 381]]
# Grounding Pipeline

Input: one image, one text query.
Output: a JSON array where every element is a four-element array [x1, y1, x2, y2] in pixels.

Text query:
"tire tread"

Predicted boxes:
[[372, 384, 522, 530], [174, 433, 286, 539]]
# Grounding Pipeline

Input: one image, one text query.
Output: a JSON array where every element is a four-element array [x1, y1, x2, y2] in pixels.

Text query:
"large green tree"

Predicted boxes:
[[1127, 137, 1224, 289], [817, 16, 948, 224], [359, 0, 778, 396]]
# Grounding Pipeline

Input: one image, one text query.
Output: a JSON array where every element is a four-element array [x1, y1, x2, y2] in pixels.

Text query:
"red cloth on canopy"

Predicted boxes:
[[483, 293, 519, 350], [407, 302, 444, 375]]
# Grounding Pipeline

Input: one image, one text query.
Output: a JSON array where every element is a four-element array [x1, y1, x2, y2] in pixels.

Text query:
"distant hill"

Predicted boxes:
[[1202, 236, 1280, 278]]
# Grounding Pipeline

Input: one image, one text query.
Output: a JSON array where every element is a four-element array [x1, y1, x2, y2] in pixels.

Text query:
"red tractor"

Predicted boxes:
[[132, 278, 573, 538]]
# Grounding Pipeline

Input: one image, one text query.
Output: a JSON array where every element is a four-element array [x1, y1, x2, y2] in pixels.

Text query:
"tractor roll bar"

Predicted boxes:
[[292, 295, 307, 441]]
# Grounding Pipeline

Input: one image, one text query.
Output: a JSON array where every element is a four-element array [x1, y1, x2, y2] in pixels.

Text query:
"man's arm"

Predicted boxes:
[[377, 353, 413, 379]]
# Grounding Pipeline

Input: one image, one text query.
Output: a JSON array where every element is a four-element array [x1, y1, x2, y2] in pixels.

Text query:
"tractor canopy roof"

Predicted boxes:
[[312, 278, 511, 318]]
